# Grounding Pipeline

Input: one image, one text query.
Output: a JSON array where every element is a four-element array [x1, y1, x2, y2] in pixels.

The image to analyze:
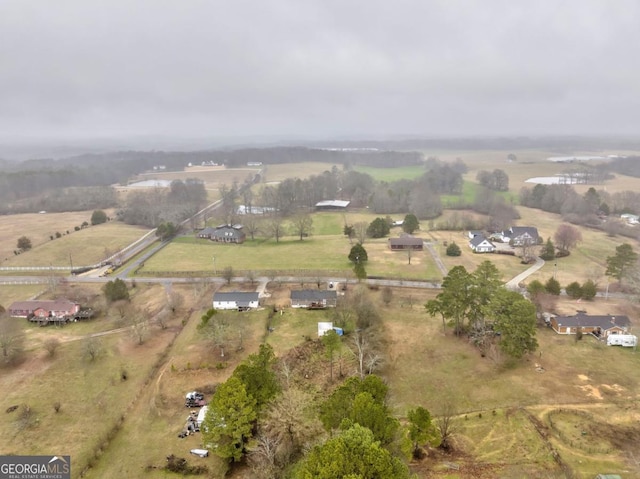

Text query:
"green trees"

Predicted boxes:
[[234, 344, 279, 410], [16, 236, 32, 251], [103, 278, 129, 302], [407, 406, 440, 458], [581, 279, 597, 300], [426, 261, 538, 359], [402, 214, 419, 234], [367, 217, 390, 238], [606, 243, 638, 285], [485, 289, 538, 359], [204, 344, 279, 464], [545, 276, 561, 295], [319, 375, 396, 443], [91, 209, 108, 225], [446, 242, 461, 256], [425, 265, 473, 335], [322, 330, 341, 382], [539, 238, 556, 260], [348, 243, 368, 264], [294, 424, 410, 479], [202, 376, 257, 463], [156, 221, 178, 241], [565, 281, 583, 299]]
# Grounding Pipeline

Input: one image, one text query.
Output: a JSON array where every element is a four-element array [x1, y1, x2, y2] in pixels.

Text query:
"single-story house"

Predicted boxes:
[[315, 200, 350, 210], [213, 292, 259, 311], [8, 299, 80, 319], [501, 226, 539, 246], [291, 290, 338, 309], [548, 312, 631, 338], [469, 235, 496, 253], [389, 236, 424, 251], [199, 224, 246, 244]]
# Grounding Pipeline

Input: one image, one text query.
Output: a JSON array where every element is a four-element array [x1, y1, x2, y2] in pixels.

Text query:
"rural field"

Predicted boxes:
[[0, 211, 151, 269], [5, 280, 635, 478], [2, 153, 640, 478]]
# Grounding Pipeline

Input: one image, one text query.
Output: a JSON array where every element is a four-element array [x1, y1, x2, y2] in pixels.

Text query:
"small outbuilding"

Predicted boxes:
[[315, 200, 350, 210]]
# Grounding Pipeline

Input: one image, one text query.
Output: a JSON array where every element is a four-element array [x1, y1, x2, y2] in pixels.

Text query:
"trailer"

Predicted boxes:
[[606, 334, 637, 347]]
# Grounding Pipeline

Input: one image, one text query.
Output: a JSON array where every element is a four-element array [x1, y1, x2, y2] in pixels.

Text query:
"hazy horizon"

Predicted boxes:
[[2, 1, 640, 147]]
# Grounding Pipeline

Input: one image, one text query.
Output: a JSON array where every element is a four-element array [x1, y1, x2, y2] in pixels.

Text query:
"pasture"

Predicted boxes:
[[0, 213, 150, 268]]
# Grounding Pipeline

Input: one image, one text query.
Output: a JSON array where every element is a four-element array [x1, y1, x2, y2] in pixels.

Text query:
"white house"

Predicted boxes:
[[213, 292, 260, 311], [469, 235, 496, 253]]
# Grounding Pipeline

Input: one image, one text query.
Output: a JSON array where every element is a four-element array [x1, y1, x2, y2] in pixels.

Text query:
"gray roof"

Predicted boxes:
[[389, 236, 423, 246], [470, 235, 495, 247], [213, 292, 259, 302], [553, 313, 630, 330], [291, 290, 338, 301], [9, 299, 78, 311], [507, 226, 539, 240]]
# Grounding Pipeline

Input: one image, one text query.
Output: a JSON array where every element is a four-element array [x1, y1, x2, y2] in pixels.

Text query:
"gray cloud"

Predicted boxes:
[[1, 0, 639, 142]]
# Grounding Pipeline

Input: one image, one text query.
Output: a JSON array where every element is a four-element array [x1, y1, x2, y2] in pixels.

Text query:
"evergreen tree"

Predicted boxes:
[[233, 344, 279, 410], [540, 238, 556, 260], [103, 278, 129, 302], [402, 214, 419, 234], [407, 406, 441, 457], [485, 289, 538, 359], [545, 277, 561, 295], [581, 279, 597, 300], [445, 242, 461, 257], [606, 243, 638, 285], [294, 424, 410, 479], [367, 217, 390, 238], [565, 281, 583, 299], [348, 243, 368, 263], [91, 209, 108, 225], [202, 376, 257, 463]]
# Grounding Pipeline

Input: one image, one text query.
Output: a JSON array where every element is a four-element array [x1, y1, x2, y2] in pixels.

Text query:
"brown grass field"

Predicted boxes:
[[0, 211, 150, 268]]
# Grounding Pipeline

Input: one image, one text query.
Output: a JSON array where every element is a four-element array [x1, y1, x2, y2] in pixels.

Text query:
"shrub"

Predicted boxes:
[[446, 242, 461, 256], [565, 281, 583, 299], [545, 277, 561, 295], [91, 210, 108, 225], [581, 280, 597, 300]]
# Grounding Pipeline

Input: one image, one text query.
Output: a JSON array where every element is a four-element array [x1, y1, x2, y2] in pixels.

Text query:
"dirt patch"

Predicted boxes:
[[577, 384, 603, 400]]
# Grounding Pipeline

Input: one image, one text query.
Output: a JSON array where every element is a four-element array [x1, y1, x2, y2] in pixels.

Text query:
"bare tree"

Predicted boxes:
[[83, 336, 103, 362], [44, 338, 60, 357], [202, 313, 230, 358], [222, 266, 234, 285], [130, 309, 148, 345], [291, 212, 314, 241], [381, 286, 393, 306], [243, 215, 261, 241], [248, 432, 281, 479], [156, 308, 170, 330], [519, 237, 538, 263], [167, 291, 184, 315], [0, 316, 24, 365], [554, 224, 583, 254], [266, 216, 287, 243], [354, 222, 368, 244], [436, 396, 458, 450]]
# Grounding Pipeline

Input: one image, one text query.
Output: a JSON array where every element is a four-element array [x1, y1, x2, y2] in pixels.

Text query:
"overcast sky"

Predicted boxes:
[[1, 0, 639, 143]]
